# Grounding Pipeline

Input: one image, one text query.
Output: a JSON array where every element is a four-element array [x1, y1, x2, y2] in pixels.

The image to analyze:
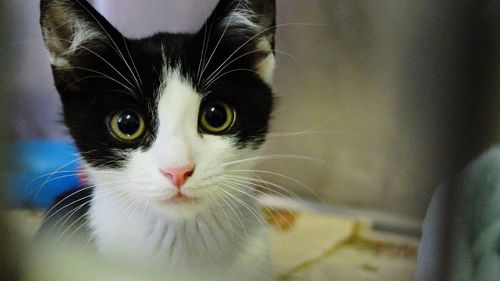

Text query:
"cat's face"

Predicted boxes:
[[40, 0, 276, 217]]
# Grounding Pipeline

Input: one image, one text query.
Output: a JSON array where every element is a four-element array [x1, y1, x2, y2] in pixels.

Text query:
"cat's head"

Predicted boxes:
[[40, 0, 276, 217]]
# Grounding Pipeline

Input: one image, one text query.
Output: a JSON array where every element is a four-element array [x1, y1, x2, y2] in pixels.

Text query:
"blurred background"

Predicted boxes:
[[1, 0, 499, 280]]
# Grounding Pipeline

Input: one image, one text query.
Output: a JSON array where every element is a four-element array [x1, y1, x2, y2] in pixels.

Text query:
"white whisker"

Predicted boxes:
[[222, 174, 303, 203], [217, 183, 267, 229], [217, 154, 329, 168], [211, 189, 247, 240], [58, 66, 136, 94], [203, 68, 258, 90], [202, 22, 328, 88], [74, 0, 143, 94], [122, 36, 143, 88], [199, 0, 245, 81]]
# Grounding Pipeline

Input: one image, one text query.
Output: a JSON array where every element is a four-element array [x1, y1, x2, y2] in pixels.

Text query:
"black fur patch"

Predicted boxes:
[[40, 0, 276, 168]]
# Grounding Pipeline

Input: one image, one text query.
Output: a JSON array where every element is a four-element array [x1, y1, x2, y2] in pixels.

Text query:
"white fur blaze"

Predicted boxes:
[[151, 68, 201, 169]]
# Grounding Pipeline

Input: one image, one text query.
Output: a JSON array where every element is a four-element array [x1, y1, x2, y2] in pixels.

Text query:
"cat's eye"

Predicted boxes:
[[199, 101, 235, 134], [109, 109, 145, 141]]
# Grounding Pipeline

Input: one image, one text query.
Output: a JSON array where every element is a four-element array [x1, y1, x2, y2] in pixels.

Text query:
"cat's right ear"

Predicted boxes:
[[199, 0, 277, 84], [40, 0, 118, 68]]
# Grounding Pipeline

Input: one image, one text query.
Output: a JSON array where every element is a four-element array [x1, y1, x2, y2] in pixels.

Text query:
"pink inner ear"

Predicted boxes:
[[160, 166, 195, 188]]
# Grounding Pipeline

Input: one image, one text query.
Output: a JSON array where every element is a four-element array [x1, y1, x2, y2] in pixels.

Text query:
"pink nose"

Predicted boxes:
[[160, 166, 194, 188]]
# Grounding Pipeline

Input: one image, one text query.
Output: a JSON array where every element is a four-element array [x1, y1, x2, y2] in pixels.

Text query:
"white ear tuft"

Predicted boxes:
[[220, 4, 261, 33], [65, 21, 106, 55], [40, 0, 110, 67], [47, 20, 106, 67]]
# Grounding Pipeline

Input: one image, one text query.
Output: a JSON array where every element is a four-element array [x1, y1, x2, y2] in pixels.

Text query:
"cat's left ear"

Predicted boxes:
[[40, 0, 120, 68], [203, 0, 277, 84]]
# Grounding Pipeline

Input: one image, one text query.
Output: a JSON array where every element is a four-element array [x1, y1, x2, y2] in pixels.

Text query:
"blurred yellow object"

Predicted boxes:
[[260, 196, 418, 281]]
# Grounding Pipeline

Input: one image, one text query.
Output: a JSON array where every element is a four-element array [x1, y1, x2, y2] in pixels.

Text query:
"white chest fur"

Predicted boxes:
[[88, 187, 272, 281]]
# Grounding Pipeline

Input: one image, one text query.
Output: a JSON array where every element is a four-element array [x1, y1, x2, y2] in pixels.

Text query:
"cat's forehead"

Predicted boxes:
[[157, 68, 201, 122]]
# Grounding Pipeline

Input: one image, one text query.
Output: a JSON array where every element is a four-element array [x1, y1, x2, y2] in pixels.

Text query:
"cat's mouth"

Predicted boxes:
[[164, 192, 199, 204]]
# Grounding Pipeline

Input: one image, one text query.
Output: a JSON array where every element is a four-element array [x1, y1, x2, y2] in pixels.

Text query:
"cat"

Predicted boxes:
[[38, 0, 277, 280]]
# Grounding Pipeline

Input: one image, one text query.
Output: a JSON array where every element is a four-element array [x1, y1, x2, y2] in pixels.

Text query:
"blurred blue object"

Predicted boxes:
[[3, 140, 81, 209]]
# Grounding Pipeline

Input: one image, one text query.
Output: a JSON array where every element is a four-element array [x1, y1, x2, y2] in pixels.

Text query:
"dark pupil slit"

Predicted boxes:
[[205, 104, 228, 128], [117, 111, 140, 135]]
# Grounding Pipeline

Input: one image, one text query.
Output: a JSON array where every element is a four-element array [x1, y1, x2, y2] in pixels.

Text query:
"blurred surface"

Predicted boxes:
[[4, 196, 418, 281]]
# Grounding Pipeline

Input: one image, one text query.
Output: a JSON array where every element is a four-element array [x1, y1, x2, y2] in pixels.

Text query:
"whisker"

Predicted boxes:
[[196, 0, 211, 86], [41, 180, 132, 224], [58, 66, 136, 95], [203, 68, 258, 90], [30, 156, 86, 206], [63, 208, 95, 245], [202, 22, 328, 88], [30, 173, 81, 201], [203, 48, 268, 86], [30, 168, 136, 201], [122, 194, 142, 219], [226, 172, 325, 206], [226, 169, 322, 198], [34, 155, 84, 187], [220, 181, 295, 230], [216, 184, 267, 229], [122, 36, 143, 88], [28, 170, 78, 189], [54, 201, 91, 242], [204, 191, 235, 240], [199, 0, 245, 80], [74, 0, 143, 94], [268, 113, 350, 138], [61, 75, 114, 93], [54, 188, 132, 243], [203, 48, 303, 90], [212, 189, 248, 240], [216, 154, 329, 168], [222, 175, 303, 203], [54, 37, 137, 90]]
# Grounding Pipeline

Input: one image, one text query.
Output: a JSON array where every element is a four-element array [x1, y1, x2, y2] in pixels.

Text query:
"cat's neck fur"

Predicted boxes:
[[89, 186, 270, 280]]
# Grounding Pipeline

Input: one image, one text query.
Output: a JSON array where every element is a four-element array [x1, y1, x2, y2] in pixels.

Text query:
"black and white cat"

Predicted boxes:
[[39, 0, 276, 280]]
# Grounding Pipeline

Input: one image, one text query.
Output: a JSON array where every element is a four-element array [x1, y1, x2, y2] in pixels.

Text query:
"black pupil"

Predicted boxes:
[[205, 104, 228, 128], [117, 111, 140, 135]]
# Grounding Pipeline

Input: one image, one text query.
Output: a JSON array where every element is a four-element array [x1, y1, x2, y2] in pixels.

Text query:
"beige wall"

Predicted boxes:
[[259, 0, 497, 221]]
